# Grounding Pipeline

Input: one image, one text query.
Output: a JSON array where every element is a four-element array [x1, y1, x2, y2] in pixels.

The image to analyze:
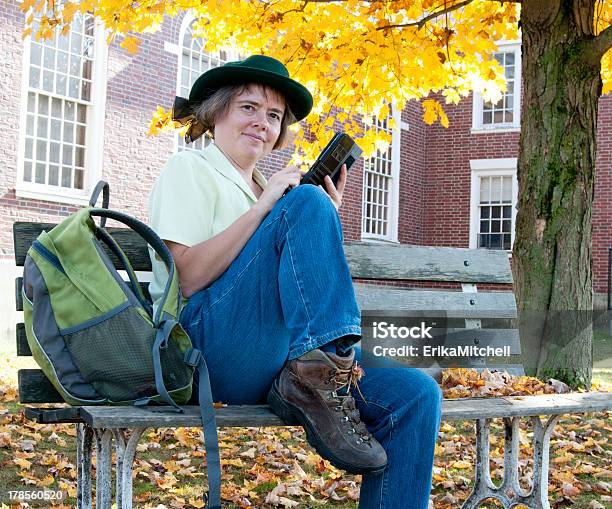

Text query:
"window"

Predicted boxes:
[[176, 18, 232, 152], [469, 159, 518, 251], [472, 42, 521, 132], [17, 7, 107, 205], [361, 108, 401, 242]]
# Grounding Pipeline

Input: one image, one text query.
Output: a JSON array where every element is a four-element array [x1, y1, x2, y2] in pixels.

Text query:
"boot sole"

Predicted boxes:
[[267, 380, 387, 475]]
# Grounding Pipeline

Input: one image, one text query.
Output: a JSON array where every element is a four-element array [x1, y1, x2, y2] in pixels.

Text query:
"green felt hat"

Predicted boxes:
[[188, 55, 313, 122]]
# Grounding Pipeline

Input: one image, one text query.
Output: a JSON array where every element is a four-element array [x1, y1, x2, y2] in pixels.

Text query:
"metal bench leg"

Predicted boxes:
[[462, 418, 499, 509], [77, 424, 94, 509], [519, 414, 562, 509], [461, 414, 563, 509], [94, 429, 113, 509], [113, 428, 146, 509]]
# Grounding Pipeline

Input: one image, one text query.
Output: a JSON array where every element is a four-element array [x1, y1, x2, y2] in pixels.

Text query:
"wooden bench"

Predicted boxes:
[[13, 222, 612, 509]]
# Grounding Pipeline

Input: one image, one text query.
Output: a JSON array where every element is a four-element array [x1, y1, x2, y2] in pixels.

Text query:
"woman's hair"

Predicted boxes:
[[193, 83, 296, 150]]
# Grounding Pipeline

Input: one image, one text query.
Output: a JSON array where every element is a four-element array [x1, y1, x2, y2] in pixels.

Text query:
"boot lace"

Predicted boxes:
[[328, 362, 371, 442]]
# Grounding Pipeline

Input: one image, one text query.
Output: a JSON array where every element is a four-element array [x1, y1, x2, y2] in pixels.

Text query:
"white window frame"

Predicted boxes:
[[16, 11, 108, 206], [360, 107, 401, 243], [469, 158, 518, 252], [167, 13, 240, 153], [472, 41, 521, 134]]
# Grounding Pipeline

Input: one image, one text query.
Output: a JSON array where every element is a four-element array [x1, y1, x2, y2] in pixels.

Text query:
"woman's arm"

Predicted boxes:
[[166, 204, 267, 297], [167, 164, 303, 297]]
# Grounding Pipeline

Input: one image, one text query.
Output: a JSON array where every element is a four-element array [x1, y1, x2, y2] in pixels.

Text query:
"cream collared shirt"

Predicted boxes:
[[148, 142, 267, 310]]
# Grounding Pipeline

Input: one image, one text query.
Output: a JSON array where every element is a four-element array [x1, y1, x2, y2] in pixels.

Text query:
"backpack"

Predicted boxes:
[[21, 181, 221, 508]]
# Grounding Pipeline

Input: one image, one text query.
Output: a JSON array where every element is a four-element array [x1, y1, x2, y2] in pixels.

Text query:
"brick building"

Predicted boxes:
[[1, 2, 611, 320]]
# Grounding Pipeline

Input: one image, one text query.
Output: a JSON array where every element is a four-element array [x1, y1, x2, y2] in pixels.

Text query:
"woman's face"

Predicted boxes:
[[214, 84, 286, 168]]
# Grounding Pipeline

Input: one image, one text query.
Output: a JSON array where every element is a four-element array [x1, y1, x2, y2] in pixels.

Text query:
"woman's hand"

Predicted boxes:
[[254, 165, 302, 214], [320, 163, 347, 211]]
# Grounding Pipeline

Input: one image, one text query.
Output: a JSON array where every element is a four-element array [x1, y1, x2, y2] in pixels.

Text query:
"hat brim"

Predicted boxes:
[[188, 65, 313, 122]]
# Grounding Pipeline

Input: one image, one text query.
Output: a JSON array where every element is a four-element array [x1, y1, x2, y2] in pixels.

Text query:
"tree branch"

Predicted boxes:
[[592, 24, 612, 61], [373, 0, 520, 32]]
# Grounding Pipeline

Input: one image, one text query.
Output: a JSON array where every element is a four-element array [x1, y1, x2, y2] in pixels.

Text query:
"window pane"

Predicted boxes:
[[57, 51, 68, 74], [75, 147, 84, 167], [31, 43, 41, 66], [37, 119, 47, 138], [503, 234, 512, 250], [56, 74, 67, 95], [42, 70, 54, 92], [61, 166, 72, 187], [35, 162, 46, 184], [38, 95, 49, 115], [76, 125, 86, 146], [74, 169, 84, 189], [65, 101, 75, 121], [50, 142, 60, 163], [480, 177, 490, 203], [29, 66, 40, 89], [68, 77, 79, 99], [492, 206, 501, 219], [36, 140, 47, 161], [483, 111, 492, 124], [77, 104, 87, 123], [81, 79, 91, 101], [49, 165, 59, 186], [51, 97, 62, 118], [63, 122, 74, 143], [502, 177, 512, 202], [491, 177, 502, 202], [25, 138, 33, 159], [50, 119, 61, 141], [24, 161, 32, 182], [43, 46, 55, 70], [26, 114, 34, 136]]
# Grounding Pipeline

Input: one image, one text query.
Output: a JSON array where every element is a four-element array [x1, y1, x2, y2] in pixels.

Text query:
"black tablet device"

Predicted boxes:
[[300, 132, 363, 187]]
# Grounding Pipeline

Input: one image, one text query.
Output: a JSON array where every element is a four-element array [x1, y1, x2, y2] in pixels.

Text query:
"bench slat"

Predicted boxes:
[[73, 392, 611, 427], [24, 407, 82, 423], [18, 369, 64, 403], [15, 224, 512, 283], [13, 222, 151, 271], [15, 277, 23, 313], [345, 242, 513, 283], [16, 324, 30, 356], [355, 284, 517, 319]]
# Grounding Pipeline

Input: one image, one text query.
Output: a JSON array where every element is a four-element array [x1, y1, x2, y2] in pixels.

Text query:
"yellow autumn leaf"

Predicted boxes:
[[451, 460, 472, 469], [13, 457, 32, 469], [120, 36, 140, 55], [39, 475, 55, 487]]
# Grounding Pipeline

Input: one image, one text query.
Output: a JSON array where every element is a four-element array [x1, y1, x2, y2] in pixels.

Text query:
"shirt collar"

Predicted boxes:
[[200, 142, 267, 202]]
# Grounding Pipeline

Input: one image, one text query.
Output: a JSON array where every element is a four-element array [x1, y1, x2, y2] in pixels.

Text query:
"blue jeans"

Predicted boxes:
[[180, 185, 442, 509]]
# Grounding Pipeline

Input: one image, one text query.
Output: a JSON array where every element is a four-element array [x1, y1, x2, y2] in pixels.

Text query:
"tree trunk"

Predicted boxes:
[[513, 0, 603, 388]]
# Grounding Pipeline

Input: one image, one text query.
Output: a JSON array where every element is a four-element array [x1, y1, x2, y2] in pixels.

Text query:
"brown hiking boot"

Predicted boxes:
[[267, 348, 387, 474]]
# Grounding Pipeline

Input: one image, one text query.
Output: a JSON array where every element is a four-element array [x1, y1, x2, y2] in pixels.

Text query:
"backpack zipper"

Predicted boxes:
[[32, 240, 66, 275]]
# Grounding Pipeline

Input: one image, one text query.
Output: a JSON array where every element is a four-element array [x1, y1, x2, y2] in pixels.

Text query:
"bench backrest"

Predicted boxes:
[[13, 222, 521, 404]]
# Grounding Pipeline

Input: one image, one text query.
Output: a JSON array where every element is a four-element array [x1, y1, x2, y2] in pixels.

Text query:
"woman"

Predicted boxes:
[[148, 55, 441, 509]]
